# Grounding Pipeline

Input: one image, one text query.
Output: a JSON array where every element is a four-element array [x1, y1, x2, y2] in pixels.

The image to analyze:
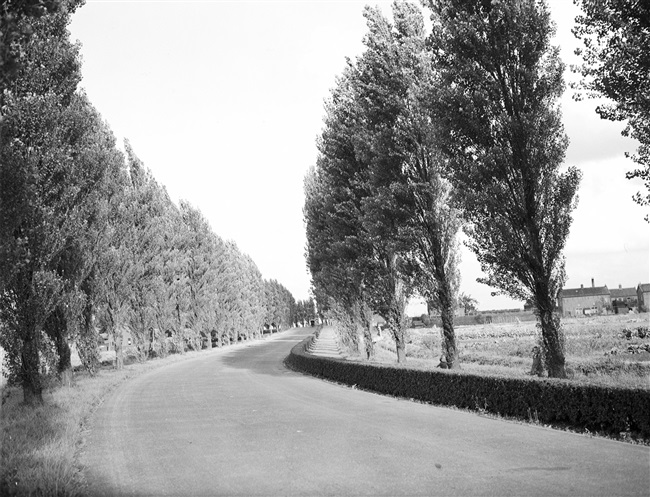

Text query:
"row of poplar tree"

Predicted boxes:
[[305, 0, 646, 379], [0, 0, 313, 405]]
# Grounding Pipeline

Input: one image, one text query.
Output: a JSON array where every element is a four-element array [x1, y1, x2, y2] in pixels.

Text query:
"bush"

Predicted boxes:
[[286, 336, 650, 440]]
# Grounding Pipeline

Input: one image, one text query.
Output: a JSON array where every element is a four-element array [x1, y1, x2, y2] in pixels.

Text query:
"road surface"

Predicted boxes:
[[81, 327, 649, 496]]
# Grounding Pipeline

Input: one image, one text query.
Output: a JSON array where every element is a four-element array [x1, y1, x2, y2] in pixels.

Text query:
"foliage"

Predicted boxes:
[[287, 335, 650, 440], [263, 279, 295, 331], [303, 74, 378, 360], [123, 146, 179, 358], [425, 0, 581, 377], [295, 298, 316, 325], [0, 2, 118, 401], [0, 0, 297, 397], [572, 0, 650, 220], [457, 292, 478, 315], [0, 0, 63, 97], [305, 2, 463, 364]]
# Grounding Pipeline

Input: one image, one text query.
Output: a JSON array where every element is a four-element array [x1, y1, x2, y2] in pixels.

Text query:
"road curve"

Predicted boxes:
[[81, 327, 649, 496]]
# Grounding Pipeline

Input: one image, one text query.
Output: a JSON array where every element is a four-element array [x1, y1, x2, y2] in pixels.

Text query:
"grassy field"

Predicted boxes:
[[352, 313, 650, 389]]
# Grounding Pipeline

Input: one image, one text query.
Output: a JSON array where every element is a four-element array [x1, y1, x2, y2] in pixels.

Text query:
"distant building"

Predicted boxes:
[[558, 278, 610, 317], [610, 285, 638, 314], [637, 283, 650, 312], [100, 327, 133, 351]]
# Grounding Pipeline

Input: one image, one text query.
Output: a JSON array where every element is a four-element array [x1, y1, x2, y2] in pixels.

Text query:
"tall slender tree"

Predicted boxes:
[[426, 0, 581, 377], [355, 2, 463, 367], [123, 145, 176, 359], [0, 0, 112, 400], [306, 2, 463, 364]]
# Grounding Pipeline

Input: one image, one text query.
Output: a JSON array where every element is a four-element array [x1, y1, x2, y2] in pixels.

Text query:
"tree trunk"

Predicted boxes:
[[440, 308, 458, 368], [21, 329, 43, 405], [48, 306, 73, 385], [79, 278, 99, 374], [56, 337, 73, 387], [175, 303, 185, 354], [385, 268, 409, 364], [359, 300, 374, 360], [388, 312, 407, 364], [59, 366, 73, 387], [115, 332, 124, 370], [78, 304, 99, 375], [536, 295, 566, 378], [148, 327, 156, 358], [395, 337, 406, 363], [362, 325, 373, 360], [437, 277, 459, 369], [132, 318, 147, 361]]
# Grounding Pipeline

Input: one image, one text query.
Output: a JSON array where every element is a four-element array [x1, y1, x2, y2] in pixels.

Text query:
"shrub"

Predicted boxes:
[[287, 337, 650, 440]]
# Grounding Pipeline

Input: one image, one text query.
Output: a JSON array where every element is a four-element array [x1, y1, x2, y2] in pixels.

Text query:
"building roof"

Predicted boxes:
[[559, 286, 610, 299], [610, 287, 637, 299], [638, 283, 650, 293]]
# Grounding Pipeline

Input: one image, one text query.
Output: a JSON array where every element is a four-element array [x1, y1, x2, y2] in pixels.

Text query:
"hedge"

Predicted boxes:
[[285, 336, 650, 439]]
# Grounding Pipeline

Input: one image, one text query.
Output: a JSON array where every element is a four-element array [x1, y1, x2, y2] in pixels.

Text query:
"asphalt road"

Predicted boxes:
[[81, 327, 650, 496]]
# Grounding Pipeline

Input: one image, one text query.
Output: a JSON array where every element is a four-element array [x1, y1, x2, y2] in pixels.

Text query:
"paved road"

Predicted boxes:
[[81, 327, 649, 496]]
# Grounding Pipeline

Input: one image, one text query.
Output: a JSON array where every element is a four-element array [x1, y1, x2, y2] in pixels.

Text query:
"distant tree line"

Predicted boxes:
[[0, 0, 298, 405]]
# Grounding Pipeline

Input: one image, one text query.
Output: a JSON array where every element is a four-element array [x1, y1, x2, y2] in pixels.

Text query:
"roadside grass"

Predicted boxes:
[[1, 367, 131, 496], [346, 313, 650, 390], [0, 337, 274, 497]]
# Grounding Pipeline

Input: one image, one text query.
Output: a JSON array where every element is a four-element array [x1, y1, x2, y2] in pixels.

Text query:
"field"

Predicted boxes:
[[353, 313, 650, 389]]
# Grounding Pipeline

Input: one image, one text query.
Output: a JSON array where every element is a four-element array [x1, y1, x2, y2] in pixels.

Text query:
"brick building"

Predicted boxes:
[[610, 285, 638, 314], [638, 283, 650, 312], [558, 279, 610, 317]]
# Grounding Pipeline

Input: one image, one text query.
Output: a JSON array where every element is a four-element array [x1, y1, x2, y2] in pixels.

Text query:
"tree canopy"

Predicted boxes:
[[426, 0, 580, 377], [573, 0, 650, 220], [307, 0, 583, 377], [305, 2, 462, 364], [0, 0, 297, 402]]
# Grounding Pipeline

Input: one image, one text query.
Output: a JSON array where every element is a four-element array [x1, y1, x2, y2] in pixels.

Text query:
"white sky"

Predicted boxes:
[[68, 0, 649, 311]]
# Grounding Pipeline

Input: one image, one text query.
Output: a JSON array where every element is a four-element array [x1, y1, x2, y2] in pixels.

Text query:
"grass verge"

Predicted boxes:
[[0, 337, 272, 496]]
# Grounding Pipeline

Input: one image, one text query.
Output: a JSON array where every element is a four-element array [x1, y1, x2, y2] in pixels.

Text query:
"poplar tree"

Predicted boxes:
[[304, 73, 379, 359], [426, 0, 581, 377], [124, 146, 176, 358], [306, 2, 463, 364], [356, 2, 463, 367], [0, 0, 112, 400]]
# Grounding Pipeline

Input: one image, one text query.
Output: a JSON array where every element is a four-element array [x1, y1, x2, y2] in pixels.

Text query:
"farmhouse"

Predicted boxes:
[[637, 283, 650, 312], [610, 285, 638, 314], [558, 279, 610, 317]]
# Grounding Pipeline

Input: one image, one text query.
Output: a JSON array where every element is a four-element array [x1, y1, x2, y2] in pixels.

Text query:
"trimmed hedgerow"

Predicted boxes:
[[285, 336, 650, 439]]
